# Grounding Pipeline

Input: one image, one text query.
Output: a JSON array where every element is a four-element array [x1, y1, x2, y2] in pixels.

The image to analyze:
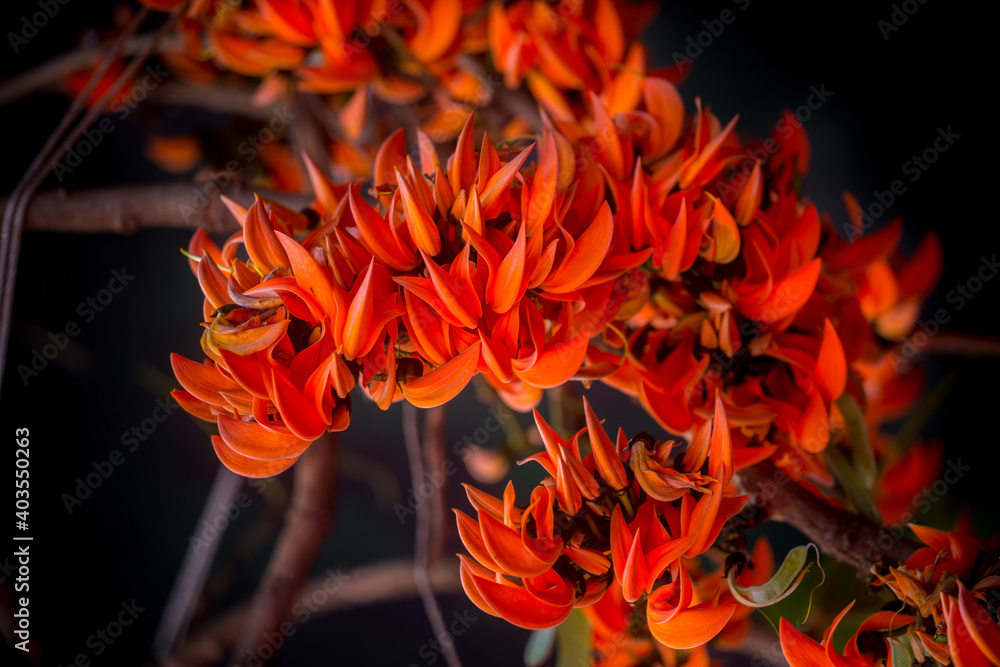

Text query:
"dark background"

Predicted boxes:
[[0, 1, 995, 665]]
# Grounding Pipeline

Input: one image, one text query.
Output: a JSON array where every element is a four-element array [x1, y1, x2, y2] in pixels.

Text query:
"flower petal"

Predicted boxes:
[[402, 341, 482, 408]]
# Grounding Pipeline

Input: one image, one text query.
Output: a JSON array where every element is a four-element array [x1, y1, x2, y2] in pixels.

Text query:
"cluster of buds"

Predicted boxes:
[[457, 395, 750, 653]]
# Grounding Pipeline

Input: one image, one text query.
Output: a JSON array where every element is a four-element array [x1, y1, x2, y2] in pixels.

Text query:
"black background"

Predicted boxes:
[[0, 1, 995, 666]]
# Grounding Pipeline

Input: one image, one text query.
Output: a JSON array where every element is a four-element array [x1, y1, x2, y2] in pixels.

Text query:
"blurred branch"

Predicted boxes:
[[5, 182, 311, 234], [455, 54, 541, 132], [423, 405, 448, 566], [153, 466, 244, 660], [146, 81, 272, 118], [736, 460, 920, 574], [922, 330, 1000, 357], [404, 403, 462, 667], [232, 434, 340, 666], [1, 5, 162, 401], [165, 557, 462, 667], [0, 33, 184, 108], [292, 92, 333, 173]]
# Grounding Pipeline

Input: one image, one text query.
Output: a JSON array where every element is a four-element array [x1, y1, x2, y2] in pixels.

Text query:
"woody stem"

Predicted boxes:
[[232, 433, 339, 665], [404, 403, 463, 667], [3, 182, 312, 234], [735, 460, 920, 573]]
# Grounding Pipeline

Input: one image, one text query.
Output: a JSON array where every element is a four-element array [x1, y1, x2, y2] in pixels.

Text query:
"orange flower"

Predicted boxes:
[[646, 560, 736, 650], [456, 400, 747, 652], [780, 600, 916, 667], [609, 502, 695, 603]]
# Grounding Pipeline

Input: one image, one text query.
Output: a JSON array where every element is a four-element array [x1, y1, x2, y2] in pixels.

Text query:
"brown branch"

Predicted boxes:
[[164, 557, 462, 667], [6, 182, 312, 234], [922, 330, 1000, 358], [153, 466, 244, 660], [146, 81, 274, 119], [404, 403, 462, 667], [0, 32, 186, 108], [1, 5, 157, 401], [735, 460, 920, 574], [232, 434, 339, 666], [423, 405, 448, 566], [455, 54, 541, 133]]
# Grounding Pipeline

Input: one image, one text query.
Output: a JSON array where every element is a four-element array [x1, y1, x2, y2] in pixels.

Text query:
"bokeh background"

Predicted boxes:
[[1, 1, 995, 665]]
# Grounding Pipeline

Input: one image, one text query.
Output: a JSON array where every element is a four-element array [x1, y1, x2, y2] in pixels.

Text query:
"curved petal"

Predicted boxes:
[[212, 435, 299, 478], [401, 341, 482, 408]]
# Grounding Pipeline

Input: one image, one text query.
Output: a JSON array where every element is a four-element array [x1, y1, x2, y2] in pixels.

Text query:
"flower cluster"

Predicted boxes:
[[593, 103, 942, 483], [158, 1, 1000, 664], [458, 397, 749, 650], [781, 526, 1000, 666], [112, 0, 660, 180], [170, 103, 661, 475]]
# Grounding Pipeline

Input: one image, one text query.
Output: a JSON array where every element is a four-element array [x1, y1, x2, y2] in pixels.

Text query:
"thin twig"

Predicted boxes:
[[292, 92, 333, 173], [146, 81, 273, 119], [922, 330, 1000, 358], [7, 182, 312, 234], [423, 406, 448, 566], [456, 54, 541, 132], [0, 32, 182, 107], [403, 403, 462, 667], [153, 466, 244, 660], [164, 557, 462, 667], [232, 433, 339, 665], [0, 6, 160, 399]]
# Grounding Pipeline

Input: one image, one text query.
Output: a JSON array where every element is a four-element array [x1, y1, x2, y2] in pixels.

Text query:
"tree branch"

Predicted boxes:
[[164, 557, 462, 667], [232, 434, 339, 666], [0, 33, 184, 108], [6, 182, 311, 234], [404, 403, 462, 667], [153, 466, 244, 661], [423, 405, 448, 566], [735, 460, 920, 573]]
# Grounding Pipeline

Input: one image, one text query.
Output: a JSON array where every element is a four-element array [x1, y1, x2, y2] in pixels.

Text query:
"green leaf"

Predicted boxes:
[[524, 627, 556, 667], [728, 544, 815, 608], [888, 638, 914, 667], [823, 444, 883, 524], [556, 609, 591, 667], [836, 393, 877, 490]]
